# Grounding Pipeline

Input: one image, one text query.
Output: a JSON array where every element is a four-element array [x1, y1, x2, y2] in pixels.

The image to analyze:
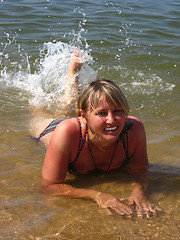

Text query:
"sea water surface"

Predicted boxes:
[[0, 0, 180, 239]]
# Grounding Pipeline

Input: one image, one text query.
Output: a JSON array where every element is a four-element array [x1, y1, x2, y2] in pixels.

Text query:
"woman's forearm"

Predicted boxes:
[[131, 171, 150, 191], [40, 182, 133, 217], [40, 182, 98, 201]]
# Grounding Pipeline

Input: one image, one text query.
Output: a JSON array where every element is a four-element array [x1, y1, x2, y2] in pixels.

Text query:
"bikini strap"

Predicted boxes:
[[120, 122, 133, 167], [68, 118, 87, 175]]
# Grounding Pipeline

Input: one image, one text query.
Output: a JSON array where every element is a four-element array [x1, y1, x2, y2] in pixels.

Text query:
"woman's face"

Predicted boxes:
[[84, 93, 126, 145]]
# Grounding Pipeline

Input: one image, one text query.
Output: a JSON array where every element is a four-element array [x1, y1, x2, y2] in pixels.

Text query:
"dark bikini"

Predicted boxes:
[[33, 118, 132, 175]]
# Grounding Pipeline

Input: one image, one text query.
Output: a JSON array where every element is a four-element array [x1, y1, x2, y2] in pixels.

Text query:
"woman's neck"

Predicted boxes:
[[87, 129, 118, 151]]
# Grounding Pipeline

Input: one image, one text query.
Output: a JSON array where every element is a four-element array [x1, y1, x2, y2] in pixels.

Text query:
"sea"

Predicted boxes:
[[0, 0, 180, 239]]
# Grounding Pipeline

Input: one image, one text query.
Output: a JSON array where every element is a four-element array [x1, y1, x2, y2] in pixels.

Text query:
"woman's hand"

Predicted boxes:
[[128, 187, 161, 218], [94, 192, 133, 217]]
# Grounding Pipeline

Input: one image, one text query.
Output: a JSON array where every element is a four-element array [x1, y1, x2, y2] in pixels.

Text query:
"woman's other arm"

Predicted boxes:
[[127, 117, 161, 218]]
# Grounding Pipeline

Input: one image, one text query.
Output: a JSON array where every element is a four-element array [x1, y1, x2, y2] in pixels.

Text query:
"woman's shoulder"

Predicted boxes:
[[126, 116, 144, 128], [126, 116, 146, 136]]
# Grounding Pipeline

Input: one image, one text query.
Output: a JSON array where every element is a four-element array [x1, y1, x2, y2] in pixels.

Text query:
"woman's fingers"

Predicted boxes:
[[104, 203, 133, 217], [104, 207, 113, 216], [95, 192, 159, 218], [101, 199, 161, 219], [135, 205, 144, 219], [112, 206, 132, 218], [136, 202, 162, 218], [116, 203, 133, 216], [95, 192, 134, 217], [100, 195, 161, 218]]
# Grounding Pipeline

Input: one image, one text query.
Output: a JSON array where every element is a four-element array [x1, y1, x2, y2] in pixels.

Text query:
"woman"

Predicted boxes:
[[30, 51, 161, 218]]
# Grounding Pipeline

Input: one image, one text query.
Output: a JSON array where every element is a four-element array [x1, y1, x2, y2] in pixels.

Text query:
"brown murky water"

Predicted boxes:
[[0, 102, 179, 240]]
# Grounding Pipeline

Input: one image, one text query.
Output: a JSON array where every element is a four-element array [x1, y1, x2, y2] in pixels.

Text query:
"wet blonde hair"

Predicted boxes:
[[76, 78, 129, 116]]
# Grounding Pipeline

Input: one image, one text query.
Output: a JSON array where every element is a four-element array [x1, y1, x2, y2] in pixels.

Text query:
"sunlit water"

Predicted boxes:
[[0, 0, 180, 239]]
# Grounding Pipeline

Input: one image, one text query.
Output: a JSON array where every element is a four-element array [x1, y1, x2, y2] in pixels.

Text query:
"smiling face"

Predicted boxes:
[[84, 93, 126, 146], [77, 78, 129, 147]]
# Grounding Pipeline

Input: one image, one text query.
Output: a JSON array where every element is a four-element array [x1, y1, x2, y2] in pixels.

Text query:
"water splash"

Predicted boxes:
[[0, 7, 97, 110], [0, 36, 97, 110]]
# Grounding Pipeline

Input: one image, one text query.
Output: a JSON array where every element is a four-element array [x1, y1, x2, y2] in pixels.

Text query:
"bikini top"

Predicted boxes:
[[32, 117, 132, 175], [68, 120, 133, 175]]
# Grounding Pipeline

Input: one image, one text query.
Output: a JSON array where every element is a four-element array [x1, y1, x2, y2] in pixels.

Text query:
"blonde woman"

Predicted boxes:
[[30, 51, 161, 218]]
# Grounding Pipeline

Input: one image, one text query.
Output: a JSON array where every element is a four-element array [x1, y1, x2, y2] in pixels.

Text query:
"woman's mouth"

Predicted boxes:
[[104, 126, 118, 131]]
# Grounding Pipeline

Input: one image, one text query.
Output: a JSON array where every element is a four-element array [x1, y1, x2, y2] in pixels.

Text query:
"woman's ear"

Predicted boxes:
[[80, 109, 87, 124]]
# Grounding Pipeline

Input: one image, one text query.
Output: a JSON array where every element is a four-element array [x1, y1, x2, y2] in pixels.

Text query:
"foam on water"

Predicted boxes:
[[0, 37, 97, 110], [26, 41, 97, 108]]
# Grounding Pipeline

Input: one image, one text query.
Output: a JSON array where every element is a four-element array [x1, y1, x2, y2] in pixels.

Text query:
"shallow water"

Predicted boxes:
[[0, 0, 180, 239]]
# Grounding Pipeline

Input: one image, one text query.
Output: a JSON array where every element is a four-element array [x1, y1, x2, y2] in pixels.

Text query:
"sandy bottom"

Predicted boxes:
[[0, 110, 180, 240]]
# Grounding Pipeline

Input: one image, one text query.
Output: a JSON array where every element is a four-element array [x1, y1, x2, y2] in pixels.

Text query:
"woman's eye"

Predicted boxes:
[[114, 109, 123, 114], [97, 112, 107, 116]]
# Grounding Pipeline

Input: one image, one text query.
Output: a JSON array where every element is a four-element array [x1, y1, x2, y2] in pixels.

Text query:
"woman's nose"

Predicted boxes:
[[106, 111, 115, 124]]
